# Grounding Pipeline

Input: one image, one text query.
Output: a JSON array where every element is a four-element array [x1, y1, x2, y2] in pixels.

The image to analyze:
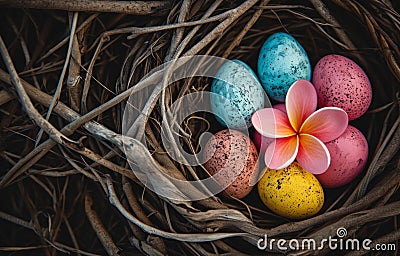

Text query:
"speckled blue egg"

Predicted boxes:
[[211, 60, 265, 129], [258, 32, 311, 102]]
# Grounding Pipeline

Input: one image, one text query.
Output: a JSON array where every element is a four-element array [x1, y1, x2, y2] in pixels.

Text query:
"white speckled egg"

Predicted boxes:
[[211, 60, 265, 130], [312, 54, 372, 120], [258, 32, 312, 102], [316, 125, 368, 188], [258, 162, 324, 219], [202, 129, 259, 199]]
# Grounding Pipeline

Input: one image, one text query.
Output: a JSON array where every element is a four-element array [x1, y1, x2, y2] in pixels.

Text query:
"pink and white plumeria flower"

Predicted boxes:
[[251, 80, 348, 174]]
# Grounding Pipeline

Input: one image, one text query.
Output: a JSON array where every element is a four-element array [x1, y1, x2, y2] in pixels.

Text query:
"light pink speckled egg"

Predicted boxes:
[[253, 104, 285, 158], [253, 130, 273, 160], [203, 129, 259, 198], [312, 54, 372, 120], [273, 103, 286, 113], [316, 125, 368, 188]]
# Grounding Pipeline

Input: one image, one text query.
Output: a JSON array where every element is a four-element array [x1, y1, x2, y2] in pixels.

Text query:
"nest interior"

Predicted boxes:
[[0, 0, 400, 255]]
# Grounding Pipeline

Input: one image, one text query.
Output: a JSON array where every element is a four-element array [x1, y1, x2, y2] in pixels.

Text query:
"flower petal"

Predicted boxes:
[[300, 107, 348, 142], [265, 136, 299, 170], [251, 108, 296, 138], [297, 134, 330, 174], [286, 80, 318, 132]]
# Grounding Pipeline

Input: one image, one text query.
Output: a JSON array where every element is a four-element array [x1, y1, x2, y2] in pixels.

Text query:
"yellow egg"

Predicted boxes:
[[258, 162, 324, 219]]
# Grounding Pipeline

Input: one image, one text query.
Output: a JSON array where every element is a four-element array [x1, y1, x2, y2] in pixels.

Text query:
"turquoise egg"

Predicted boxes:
[[258, 32, 311, 102], [210, 60, 265, 129]]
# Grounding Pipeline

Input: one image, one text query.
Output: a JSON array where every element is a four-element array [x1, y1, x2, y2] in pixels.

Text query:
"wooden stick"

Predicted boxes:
[[222, 0, 271, 58], [309, 0, 355, 50], [0, 211, 101, 255], [165, 0, 191, 60], [122, 177, 168, 255], [0, 89, 14, 106], [0, 69, 138, 188], [315, 201, 400, 240], [0, 0, 170, 15], [34, 12, 79, 147], [346, 229, 400, 256], [105, 176, 248, 242], [84, 194, 120, 256], [39, 14, 99, 62], [0, 36, 76, 146], [353, 117, 400, 201], [183, 0, 259, 57], [67, 25, 83, 112], [0, 211, 35, 231]]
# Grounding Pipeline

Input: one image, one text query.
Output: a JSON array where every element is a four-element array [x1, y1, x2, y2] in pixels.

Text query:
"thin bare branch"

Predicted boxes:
[[0, 0, 170, 15], [106, 176, 249, 242], [84, 194, 120, 256], [0, 89, 14, 106], [35, 12, 79, 147], [0, 36, 76, 146]]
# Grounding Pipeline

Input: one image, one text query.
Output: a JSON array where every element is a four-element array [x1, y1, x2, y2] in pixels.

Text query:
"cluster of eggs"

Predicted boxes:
[[202, 32, 372, 219]]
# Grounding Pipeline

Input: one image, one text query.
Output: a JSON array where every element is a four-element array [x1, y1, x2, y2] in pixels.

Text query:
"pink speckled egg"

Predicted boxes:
[[253, 130, 273, 159], [203, 129, 259, 198], [312, 54, 372, 120], [273, 103, 286, 113], [316, 125, 368, 188], [252, 104, 285, 158]]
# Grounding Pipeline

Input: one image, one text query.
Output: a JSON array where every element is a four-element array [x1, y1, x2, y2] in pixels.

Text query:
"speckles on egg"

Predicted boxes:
[[316, 125, 368, 188], [312, 54, 372, 120], [258, 32, 312, 102], [257, 162, 324, 219], [211, 60, 265, 129], [202, 129, 259, 199]]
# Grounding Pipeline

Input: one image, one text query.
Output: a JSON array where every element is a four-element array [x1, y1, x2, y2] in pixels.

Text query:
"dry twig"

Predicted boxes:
[[35, 12, 79, 147], [0, 36, 76, 146], [0, 0, 170, 15], [1, 1, 399, 254], [84, 194, 120, 256]]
